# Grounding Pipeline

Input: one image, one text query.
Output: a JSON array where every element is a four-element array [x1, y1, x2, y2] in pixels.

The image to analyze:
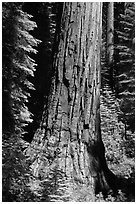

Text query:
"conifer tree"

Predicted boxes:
[[22, 2, 58, 142], [116, 2, 135, 133], [3, 2, 40, 136], [2, 2, 40, 201]]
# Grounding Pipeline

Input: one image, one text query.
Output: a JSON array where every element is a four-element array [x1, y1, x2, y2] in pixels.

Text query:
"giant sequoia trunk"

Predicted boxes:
[[27, 2, 117, 198]]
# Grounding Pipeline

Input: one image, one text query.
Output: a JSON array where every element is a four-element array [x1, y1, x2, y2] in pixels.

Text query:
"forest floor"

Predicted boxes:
[[75, 160, 135, 202], [103, 158, 135, 202], [73, 152, 135, 202]]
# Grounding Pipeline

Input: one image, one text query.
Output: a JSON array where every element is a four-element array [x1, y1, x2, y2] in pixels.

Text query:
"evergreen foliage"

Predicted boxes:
[[100, 86, 124, 164], [101, 3, 125, 165], [2, 2, 39, 201], [2, 2, 40, 135], [2, 135, 30, 201], [22, 2, 58, 142], [101, 1, 135, 161], [100, 3, 135, 201], [115, 2, 135, 132]]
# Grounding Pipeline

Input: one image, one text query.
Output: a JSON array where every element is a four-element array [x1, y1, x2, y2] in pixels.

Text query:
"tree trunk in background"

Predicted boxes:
[[107, 2, 114, 64], [27, 2, 117, 198], [107, 3, 114, 90]]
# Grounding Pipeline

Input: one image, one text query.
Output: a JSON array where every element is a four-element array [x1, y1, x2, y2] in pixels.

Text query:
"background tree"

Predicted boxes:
[[2, 2, 39, 201], [101, 2, 124, 166], [116, 2, 135, 134], [106, 2, 114, 91], [100, 3, 135, 200], [2, 2, 39, 136]]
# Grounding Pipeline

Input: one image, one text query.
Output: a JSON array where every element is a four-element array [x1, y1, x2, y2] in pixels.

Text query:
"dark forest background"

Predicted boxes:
[[2, 2, 135, 202]]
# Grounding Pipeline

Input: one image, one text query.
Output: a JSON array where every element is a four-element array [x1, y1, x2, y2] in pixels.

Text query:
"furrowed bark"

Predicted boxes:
[[27, 2, 117, 198]]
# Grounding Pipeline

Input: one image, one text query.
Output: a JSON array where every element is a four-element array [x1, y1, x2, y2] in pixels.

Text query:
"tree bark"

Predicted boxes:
[[106, 2, 114, 90], [27, 2, 117, 198], [107, 2, 114, 64]]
